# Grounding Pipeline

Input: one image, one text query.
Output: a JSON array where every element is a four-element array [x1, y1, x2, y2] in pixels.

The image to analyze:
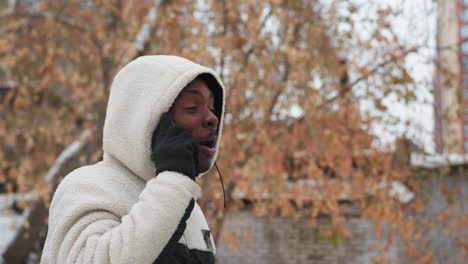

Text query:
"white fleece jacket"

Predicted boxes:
[[41, 55, 226, 264]]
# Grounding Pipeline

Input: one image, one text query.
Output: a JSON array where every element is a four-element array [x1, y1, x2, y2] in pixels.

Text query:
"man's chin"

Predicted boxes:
[[198, 162, 211, 174]]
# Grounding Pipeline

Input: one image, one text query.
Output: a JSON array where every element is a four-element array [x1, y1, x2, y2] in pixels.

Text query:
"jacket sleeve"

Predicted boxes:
[[153, 198, 195, 264], [41, 171, 200, 264]]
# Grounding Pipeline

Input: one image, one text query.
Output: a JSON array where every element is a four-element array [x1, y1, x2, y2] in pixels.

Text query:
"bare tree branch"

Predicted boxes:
[[0, 11, 101, 48], [317, 47, 420, 110], [266, 59, 290, 119], [228, 4, 274, 100]]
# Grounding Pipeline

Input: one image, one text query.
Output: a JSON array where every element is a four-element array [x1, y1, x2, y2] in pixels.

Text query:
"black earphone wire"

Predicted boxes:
[[214, 162, 227, 209]]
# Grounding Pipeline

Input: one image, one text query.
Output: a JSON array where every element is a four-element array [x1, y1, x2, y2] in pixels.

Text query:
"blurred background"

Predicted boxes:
[[0, 0, 467, 263]]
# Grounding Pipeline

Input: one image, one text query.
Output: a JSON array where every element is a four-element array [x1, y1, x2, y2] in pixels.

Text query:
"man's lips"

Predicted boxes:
[[199, 144, 216, 156], [198, 136, 217, 156]]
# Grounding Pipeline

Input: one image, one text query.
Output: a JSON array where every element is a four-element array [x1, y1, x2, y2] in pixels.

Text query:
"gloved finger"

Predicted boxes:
[[165, 125, 193, 143], [153, 112, 175, 145], [169, 137, 194, 148], [160, 112, 176, 133], [178, 128, 195, 140], [180, 137, 198, 151], [191, 140, 200, 174]]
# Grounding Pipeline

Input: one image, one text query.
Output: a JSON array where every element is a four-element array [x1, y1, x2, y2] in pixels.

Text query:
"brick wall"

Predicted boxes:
[[216, 211, 399, 264], [215, 173, 467, 264]]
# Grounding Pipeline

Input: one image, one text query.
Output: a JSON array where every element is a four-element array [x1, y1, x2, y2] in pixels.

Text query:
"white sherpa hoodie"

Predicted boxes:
[[41, 55, 225, 264]]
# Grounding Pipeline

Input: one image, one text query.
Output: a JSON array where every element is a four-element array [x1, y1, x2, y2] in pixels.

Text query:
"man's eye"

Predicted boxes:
[[185, 107, 197, 112]]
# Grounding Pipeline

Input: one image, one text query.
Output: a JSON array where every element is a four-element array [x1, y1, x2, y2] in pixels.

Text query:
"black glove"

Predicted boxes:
[[151, 113, 199, 180]]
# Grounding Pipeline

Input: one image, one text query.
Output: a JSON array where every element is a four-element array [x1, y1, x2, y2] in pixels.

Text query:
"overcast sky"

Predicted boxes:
[[376, 0, 436, 153], [324, 0, 437, 153]]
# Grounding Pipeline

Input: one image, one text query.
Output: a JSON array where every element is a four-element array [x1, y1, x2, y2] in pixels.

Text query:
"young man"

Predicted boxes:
[[41, 55, 225, 264]]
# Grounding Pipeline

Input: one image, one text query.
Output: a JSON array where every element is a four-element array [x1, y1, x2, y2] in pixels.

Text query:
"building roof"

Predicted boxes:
[[411, 153, 468, 168]]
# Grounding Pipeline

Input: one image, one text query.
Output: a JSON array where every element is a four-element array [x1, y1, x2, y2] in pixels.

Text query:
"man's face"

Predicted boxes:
[[170, 78, 219, 173]]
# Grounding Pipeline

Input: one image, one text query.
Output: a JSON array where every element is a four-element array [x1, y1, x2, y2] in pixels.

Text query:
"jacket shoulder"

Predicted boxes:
[[51, 162, 144, 218]]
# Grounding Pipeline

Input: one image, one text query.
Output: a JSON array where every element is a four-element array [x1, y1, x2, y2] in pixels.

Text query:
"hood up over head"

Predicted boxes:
[[103, 55, 226, 182]]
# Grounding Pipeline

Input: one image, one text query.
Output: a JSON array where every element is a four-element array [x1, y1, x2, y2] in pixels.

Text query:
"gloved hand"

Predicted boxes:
[[151, 112, 199, 180]]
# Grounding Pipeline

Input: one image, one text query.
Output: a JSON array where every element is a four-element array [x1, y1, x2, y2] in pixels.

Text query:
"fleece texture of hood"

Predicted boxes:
[[103, 55, 225, 181], [40, 56, 225, 264]]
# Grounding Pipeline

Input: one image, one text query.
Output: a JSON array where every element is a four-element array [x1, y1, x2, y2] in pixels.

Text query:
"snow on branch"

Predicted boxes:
[[134, 0, 161, 53], [122, 0, 168, 64], [45, 130, 91, 184], [0, 81, 15, 89]]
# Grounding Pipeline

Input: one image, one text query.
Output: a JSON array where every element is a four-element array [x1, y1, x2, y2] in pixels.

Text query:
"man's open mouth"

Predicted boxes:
[[199, 140, 215, 149]]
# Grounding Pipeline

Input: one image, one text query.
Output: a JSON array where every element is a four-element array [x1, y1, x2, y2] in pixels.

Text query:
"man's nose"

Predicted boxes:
[[203, 109, 219, 128]]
